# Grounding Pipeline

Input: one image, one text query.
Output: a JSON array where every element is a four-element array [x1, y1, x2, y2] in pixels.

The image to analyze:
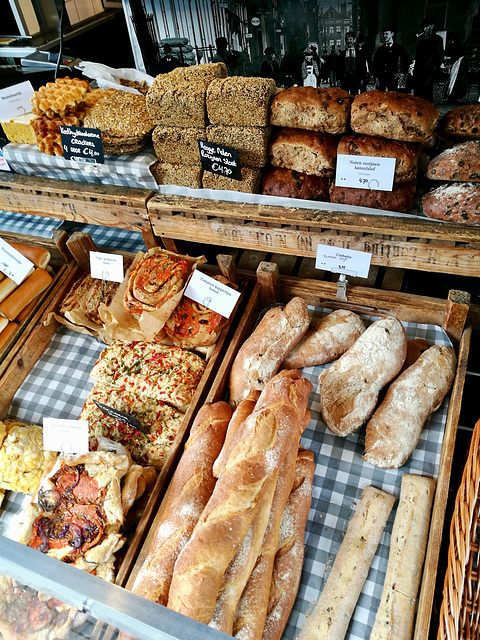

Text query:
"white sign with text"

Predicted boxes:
[[0, 238, 33, 284], [184, 270, 240, 318], [315, 244, 372, 278], [43, 418, 89, 455], [335, 153, 396, 191], [0, 81, 35, 121], [90, 251, 124, 283]]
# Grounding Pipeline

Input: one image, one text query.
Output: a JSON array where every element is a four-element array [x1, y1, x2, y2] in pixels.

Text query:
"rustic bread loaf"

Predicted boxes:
[[350, 90, 439, 142], [370, 475, 436, 640], [268, 128, 338, 177], [269, 86, 353, 134], [421, 182, 480, 225], [202, 166, 262, 193], [338, 133, 422, 182], [152, 126, 204, 166], [151, 161, 203, 189], [319, 316, 407, 436], [146, 75, 211, 128], [426, 140, 480, 181], [329, 181, 416, 213], [207, 124, 271, 168], [363, 344, 456, 468], [282, 309, 365, 369], [229, 296, 310, 405], [437, 103, 480, 140], [298, 485, 395, 640], [262, 166, 330, 201], [206, 77, 276, 127]]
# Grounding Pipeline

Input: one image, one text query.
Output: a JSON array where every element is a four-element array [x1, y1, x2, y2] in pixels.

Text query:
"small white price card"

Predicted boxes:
[[90, 251, 124, 283], [315, 244, 372, 278], [0, 237, 33, 284], [335, 153, 395, 191], [43, 418, 89, 455], [0, 81, 35, 121], [184, 270, 241, 318]]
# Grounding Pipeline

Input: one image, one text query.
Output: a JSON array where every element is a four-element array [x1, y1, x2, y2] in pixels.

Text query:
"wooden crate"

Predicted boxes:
[[125, 264, 471, 640], [148, 194, 480, 278]]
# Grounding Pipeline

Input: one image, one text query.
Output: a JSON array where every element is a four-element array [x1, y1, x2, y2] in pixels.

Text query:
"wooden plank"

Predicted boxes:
[[381, 267, 406, 291], [150, 215, 480, 277], [0, 173, 153, 232], [270, 253, 298, 275], [237, 249, 268, 272]]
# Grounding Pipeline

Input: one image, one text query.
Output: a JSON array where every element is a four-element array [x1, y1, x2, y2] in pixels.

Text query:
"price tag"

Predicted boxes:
[[0, 237, 33, 284], [43, 418, 89, 455], [90, 251, 124, 283], [335, 154, 395, 191], [93, 400, 147, 434], [59, 125, 104, 164], [198, 140, 242, 181], [315, 244, 372, 278], [0, 81, 34, 121], [184, 270, 241, 318]]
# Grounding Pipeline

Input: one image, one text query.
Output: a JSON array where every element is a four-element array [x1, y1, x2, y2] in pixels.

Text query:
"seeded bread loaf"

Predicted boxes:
[[202, 166, 262, 193], [426, 140, 480, 181], [147, 75, 211, 128], [269, 86, 353, 134], [206, 124, 271, 167], [206, 77, 276, 127], [330, 181, 416, 213], [152, 126, 204, 165], [268, 128, 338, 177], [350, 90, 439, 143], [422, 182, 480, 225], [151, 161, 203, 189], [262, 166, 330, 200], [437, 103, 480, 140]]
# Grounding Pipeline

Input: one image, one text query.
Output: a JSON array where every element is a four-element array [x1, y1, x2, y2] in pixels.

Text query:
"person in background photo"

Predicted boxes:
[[302, 47, 320, 87], [355, 34, 371, 92], [372, 26, 411, 91], [412, 17, 444, 102], [280, 38, 304, 87], [212, 36, 239, 75], [157, 43, 182, 73], [327, 45, 338, 86], [260, 46, 281, 85], [338, 31, 368, 95]]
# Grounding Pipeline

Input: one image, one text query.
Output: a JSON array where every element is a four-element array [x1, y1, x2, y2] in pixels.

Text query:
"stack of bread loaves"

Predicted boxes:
[[330, 90, 439, 213], [422, 104, 480, 225], [263, 86, 353, 200]]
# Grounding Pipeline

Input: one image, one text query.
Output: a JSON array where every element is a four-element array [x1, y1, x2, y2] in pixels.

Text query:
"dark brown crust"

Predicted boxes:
[[426, 141, 480, 181], [421, 182, 480, 225], [329, 181, 416, 213], [262, 167, 330, 200], [268, 128, 338, 177], [437, 104, 480, 140]]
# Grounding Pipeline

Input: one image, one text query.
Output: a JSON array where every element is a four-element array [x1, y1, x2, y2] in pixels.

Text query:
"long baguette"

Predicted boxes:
[[369, 475, 436, 640], [298, 485, 395, 640], [167, 369, 313, 624], [129, 401, 232, 605], [0, 268, 53, 321]]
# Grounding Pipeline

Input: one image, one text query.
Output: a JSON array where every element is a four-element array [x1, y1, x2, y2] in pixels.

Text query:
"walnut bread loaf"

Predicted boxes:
[[268, 128, 338, 177], [422, 182, 480, 225], [437, 103, 480, 140], [426, 140, 480, 181], [262, 167, 330, 200], [350, 90, 439, 142], [330, 181, 416, 213], [269, 86, 353, 134]]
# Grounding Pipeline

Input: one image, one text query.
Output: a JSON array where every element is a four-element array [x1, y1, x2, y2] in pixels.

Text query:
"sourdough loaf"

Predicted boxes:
[[350, 90, 439, 142], [437, 103, 480, 140], [338, 133, 422, 182], [262, 166, 330, 200], [329, 181, 416, 213], [319, 316, 407, 436], [269, 86, 353, 134], [268, 128, 338, 177], [426, 140, 480, 181], [421, 182, 480, 225]]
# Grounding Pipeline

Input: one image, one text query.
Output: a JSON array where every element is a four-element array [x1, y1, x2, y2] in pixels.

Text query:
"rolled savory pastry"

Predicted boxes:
[[124, 249, 196, 315], [268, 128, 338, 177], [129, 402, 231, 605], [229, 297, 310, 406], [282, 309, 365, 369], [298, 485, 395, 640], [427, 140, 480, 181], [167, 370, 313, 624], [370, 475, 436, 640], [363, 344, 457, 468], [319, 316, 407, 436], [421, 182, 480, 225]]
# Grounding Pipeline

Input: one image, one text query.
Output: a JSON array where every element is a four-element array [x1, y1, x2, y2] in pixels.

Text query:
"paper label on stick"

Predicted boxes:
[[315, 243, 372, 278], [184, 270, 240, 318], [43, 418, 89, 455], [335, 153, 395, 191], [90, 251, 124, 283], [0, 81, 34, 121], [0, 237, 33, 284]]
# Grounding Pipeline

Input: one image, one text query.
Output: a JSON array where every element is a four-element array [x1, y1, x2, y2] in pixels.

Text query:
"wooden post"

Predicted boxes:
[[217, 254, 238, 285], [65, 232, 97, 270], [51, 229, 74, 264], [442, 290, 471, 347], [256, 261, 279, 308]]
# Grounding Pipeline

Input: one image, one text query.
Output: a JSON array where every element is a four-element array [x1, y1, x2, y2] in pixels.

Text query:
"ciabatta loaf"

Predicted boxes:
[[319, 316, 407, 436]]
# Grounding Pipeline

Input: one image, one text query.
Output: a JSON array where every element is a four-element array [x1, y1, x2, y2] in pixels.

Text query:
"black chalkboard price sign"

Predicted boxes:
[[60, 125, 104, 164], [198, 140, 242, 181]]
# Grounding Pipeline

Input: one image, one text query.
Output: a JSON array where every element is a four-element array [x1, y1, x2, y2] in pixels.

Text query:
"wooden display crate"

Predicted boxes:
[[148, 193, 480, 278], [125, 264, 471, 640]]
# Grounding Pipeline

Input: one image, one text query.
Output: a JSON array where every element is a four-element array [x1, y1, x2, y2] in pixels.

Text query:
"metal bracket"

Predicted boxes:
[[335, 273, 348, 301]]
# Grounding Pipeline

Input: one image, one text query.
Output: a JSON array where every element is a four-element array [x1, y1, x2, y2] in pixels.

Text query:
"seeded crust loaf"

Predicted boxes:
[[426, 141, 480, 181], [262, 166, 330, 200], [421, 182, 480, 225], [330, 181, 416, 213], [146, 76, 211, 128], [268, 128, 338, 177], [206, 77, 276, 127], [152, 126, 204, 165], [437, 103, 480, 140], [206, 125, 271, 167], [350, 90, 439, 143], [151, 161, 203, 189], [202, 167, 262, 193], [269, 86, 353, 134], [338, 133, 421, 182]]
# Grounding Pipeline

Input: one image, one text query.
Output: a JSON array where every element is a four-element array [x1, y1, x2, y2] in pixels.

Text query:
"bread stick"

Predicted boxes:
[[0, 321, 18, 350], [0, 268, 52, 321], [7, 242, 50, 269]]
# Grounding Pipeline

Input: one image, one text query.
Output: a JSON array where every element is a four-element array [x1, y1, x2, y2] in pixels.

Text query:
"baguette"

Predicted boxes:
[[0, 322, 18, 350], [298, 485, 395, 640], [282, 309, 365, 369], [370, 475, 436, 640], [363, 345, 456, 468], [236, 446, 315, 640], [0, 268, 53, 321], [319, 316, 407, 436], [7, 242, 50, 269], [229, 297, 310, 406], [129, 401, 231, 605], [167, 370, 313, 624], [0, 277, 19, 305]]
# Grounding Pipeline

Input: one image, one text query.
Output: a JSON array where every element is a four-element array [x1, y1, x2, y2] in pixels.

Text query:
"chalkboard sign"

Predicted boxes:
[[198, 140, 241, 181], [60, 125, 104, 164]]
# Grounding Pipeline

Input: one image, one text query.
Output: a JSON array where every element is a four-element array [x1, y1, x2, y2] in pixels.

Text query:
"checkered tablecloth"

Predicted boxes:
[[3, 143, 159, 191]]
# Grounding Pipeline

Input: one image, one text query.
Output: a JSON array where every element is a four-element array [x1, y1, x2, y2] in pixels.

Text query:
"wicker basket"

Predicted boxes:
[[438, 419, 480, 639]]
